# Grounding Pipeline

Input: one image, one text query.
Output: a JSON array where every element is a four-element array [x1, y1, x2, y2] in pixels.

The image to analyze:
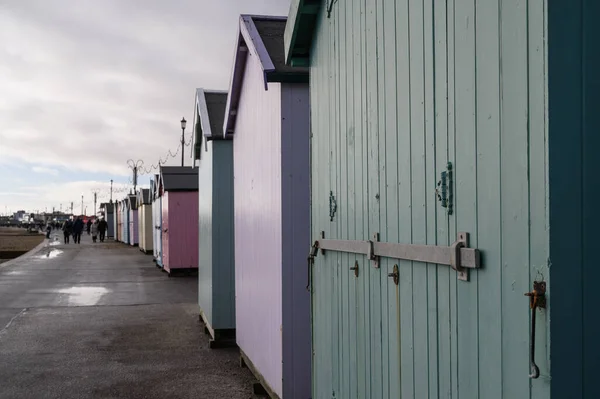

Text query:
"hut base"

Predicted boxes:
[[239, 349, 280, 399], [198, 311, 236, 349], [164, 267, 198, 278], [139, 248, 153, 255]]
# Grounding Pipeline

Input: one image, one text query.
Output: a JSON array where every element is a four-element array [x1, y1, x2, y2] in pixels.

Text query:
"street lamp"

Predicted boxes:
[[180, 117, 187, 167]]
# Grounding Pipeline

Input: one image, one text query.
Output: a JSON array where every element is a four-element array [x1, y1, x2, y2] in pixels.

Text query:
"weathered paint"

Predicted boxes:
[[161, 191, 199, 273], [194, 89, 236, 336], [281, 0, 576, 397], [227, 14, 311, 398], [115, 200, 122, 242]]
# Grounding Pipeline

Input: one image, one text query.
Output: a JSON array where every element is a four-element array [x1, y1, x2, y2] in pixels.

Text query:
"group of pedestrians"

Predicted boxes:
[[60, 217, 108, 244]]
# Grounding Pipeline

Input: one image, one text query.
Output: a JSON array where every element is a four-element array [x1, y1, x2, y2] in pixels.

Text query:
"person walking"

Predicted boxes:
[[98, 218, 108, 242], [62, 219, 73, 244], [86, 219, 92, 235], [91, 219, 99, 243], [73, 216, 84, 244], [45, 223, 52, 239]]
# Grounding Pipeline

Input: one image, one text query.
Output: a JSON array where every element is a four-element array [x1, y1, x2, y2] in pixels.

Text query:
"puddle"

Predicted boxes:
[[4, 270, 24, 275], [57, 286, 110, 306], [36, 249, 63, 259], [48, 240, 61, 246]]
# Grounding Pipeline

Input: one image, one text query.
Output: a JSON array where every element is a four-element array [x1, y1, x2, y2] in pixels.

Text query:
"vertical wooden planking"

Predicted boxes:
[[382, 0, 401, 396], [422, 0, 439, 396], [337, 0, 351, 396], [433, 0, 452, 396], [500, 0, 531, 396], [395, 0, 414, 396], [348, 0, 359, 395], [311, 12, 324, 396], [329, 6, 340, 396], [366, 0, 382, 396], [408, 0, 429, 397], [355, 0, 369, 396], [445, 0, 459, 394], [453, 0, 479, 396], [528, 0, 551, 396], [474, 0, 502, 397]]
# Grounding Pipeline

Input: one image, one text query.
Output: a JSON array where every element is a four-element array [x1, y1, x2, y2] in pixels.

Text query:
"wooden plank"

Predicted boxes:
[[446, 0, 459, 395], [474, 0, 503, 397], [366, 0, 382, 395], [395, 0, 414, 396], [381, 0, 398, 396], [528, 0, 551, 397], [500, 0, 531, 396], [348, 0, 359, 395], [337, 1, 351, 397], [422, 0, 439, 395], [408, 0, 429, 396], [453, 0, 479, 396], [356, 0, 369, 395], [433, 0, 451, 395]]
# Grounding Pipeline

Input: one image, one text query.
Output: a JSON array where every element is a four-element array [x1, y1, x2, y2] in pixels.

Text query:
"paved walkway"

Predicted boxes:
[[0, 231, 254, 399]]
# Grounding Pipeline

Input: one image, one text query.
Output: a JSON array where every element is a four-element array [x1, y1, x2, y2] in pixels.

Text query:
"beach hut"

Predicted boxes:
[[282, 1, 600, 398], [127, 194, 139, 246], [158, 166, 199, 276], [121, 197, 129, 245], [223, 14, 310, 398], [192, 88, 235, 347], [152, 175, 164, 267], [115, 200, 122, 242], [137, 188, 153, 254], [102, 202, 115, 239]]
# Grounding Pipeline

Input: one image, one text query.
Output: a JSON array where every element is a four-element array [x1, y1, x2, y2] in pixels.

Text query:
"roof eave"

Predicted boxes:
[[284, 0, 321, 67]]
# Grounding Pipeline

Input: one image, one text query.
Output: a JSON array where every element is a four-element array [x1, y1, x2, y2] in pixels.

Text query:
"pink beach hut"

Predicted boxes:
[[158, 166, 199, 276]]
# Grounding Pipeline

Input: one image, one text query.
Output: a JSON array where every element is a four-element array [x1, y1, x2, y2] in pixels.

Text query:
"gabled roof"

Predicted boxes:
[[193, 89, 229, 158], [222, 14, 309, 137], [137, 188, 152, 205], [125, 194, 138, 210], [284, 0, 322, 66], [159, 166, 199, 192], [152, 174, 160, 199]]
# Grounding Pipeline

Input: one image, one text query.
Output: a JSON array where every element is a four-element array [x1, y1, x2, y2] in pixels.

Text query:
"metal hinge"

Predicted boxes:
[[312, 231, 480, 281]]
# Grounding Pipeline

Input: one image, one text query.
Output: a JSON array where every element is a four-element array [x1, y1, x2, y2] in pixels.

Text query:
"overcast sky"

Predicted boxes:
[[0, 0, 291, 216]]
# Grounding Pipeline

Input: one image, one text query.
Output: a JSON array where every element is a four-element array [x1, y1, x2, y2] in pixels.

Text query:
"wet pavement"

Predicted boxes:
[[0, 231, 255, 399]]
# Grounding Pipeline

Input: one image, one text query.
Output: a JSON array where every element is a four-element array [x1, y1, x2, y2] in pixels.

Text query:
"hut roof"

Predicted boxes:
[[192, 89, 228, 159], [283, 0, 321, 67], [137, 188, 152, 205], [222, 14, 309, 137], [159, 166, 199, 192]]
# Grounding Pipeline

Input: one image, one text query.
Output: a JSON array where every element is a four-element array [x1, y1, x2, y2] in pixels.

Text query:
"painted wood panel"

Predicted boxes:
[[198, 139, 236, 332], [233, 49, 284, 396], [280, 83, 311, 398], [233, 46, 311, 397], [548, 0, 600, 397], [305, 0, 550, 398], [162, 191, 199, 272], [211, 141, 235, 329]]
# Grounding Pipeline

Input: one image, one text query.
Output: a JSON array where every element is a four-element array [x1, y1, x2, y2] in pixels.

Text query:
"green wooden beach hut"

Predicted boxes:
[[284, 0, 599, 398]]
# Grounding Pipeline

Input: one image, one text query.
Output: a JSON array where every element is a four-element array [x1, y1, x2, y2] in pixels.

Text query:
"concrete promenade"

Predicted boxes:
[[0, 231, 254, 399]]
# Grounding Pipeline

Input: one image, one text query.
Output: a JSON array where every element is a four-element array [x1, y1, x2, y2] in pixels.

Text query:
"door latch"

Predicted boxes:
[[388, 264, 399, 285], [350, 261, 359, 278], [436, 162, 453, 215], [524, 281, 546, 379]]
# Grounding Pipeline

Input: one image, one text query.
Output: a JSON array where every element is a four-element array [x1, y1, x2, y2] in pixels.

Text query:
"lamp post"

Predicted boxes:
[[180, 117, 187, 167], [127, 159, 144, 193]]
